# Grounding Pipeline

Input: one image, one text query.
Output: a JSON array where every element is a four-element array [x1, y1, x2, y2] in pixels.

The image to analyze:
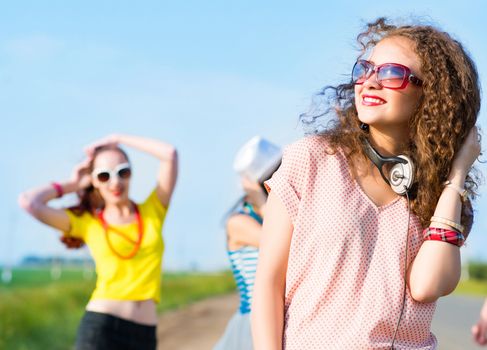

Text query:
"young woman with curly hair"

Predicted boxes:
[[251, 18, 481, 349], [18, 134, 178, 350]]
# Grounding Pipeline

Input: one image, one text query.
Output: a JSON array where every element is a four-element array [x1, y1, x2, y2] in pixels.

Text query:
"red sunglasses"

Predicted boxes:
[[352, 60, 423, 90]]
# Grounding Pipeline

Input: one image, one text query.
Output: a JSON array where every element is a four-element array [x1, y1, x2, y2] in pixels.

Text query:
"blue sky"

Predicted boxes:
[[1, 1, 486, 270]]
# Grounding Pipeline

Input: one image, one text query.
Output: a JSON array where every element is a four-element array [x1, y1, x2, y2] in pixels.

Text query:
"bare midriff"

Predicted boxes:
[[86, 299, 157, 325]]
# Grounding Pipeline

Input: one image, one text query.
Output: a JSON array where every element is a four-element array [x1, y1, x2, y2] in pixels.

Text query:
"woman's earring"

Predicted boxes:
[[360, 123, 369, 132]]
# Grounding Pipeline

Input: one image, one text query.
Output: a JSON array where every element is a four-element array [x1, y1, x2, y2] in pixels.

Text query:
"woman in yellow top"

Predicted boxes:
[[18, 134, 178, 350]]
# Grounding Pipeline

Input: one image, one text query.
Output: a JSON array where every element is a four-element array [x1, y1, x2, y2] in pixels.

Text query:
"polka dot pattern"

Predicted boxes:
[[265, 136, 438, 349]]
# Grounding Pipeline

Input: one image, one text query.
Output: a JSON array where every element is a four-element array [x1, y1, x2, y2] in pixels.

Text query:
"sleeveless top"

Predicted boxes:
[[227, 202, 262, 314], [265, 136, 437, 349]]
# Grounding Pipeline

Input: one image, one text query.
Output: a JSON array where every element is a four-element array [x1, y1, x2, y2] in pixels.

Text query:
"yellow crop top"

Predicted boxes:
[[64, 190, 166, 303]]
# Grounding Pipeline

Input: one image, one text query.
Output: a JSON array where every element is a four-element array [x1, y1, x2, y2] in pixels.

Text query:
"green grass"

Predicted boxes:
[[6, 267, 482, 350], [0, 267, 235, 350], [0, 266, 95, 289], [159, 272, 236, 312], [454, 279, 487, 296]]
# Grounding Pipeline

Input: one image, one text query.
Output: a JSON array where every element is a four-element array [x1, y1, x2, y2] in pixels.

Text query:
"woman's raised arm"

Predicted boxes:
[[85, 134, 178, 207], [408, 127, 481, 302], [18, 157, 92, 232]]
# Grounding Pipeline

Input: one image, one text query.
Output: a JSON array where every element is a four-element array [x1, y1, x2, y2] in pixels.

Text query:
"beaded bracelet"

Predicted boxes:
[[423, 227, 465, 247]]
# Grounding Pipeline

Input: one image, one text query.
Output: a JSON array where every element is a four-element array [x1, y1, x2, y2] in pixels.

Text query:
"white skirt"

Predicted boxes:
[[213, 312, 253, 350]]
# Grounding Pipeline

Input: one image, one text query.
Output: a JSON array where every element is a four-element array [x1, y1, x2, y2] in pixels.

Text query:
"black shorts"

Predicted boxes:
[[75, 311, 157, 350]]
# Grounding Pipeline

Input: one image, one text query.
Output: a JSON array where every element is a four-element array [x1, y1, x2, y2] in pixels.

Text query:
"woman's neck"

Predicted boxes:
[[104, 200, 134, 219], [368, 126, 409, 156]]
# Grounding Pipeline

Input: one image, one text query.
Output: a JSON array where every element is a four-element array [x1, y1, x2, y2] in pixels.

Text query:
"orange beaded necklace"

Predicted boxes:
[[97, 203, 144, 259]]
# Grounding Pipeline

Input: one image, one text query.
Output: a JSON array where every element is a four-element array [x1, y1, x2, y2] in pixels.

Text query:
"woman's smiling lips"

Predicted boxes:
[[110, 189, 123, 197], [362, 94, 387, 106]]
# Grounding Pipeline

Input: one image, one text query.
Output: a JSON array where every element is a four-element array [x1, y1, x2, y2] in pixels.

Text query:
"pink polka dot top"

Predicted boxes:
[[265, 136, 437, 349]]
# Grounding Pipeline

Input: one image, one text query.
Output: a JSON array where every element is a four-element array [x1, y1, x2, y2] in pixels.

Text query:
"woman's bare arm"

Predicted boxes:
[[251, 191, 293, 349]]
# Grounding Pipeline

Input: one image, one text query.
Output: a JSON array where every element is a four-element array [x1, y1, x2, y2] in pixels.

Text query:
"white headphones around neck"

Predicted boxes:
[[362, 138, 415, 195]]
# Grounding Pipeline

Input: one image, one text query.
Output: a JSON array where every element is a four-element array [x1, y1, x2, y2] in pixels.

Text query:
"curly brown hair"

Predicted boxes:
[[302, 17, 481, 230]]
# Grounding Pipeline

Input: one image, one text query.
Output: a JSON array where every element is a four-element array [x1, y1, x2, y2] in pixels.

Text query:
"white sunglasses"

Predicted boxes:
[[92, 163, 132, 183]]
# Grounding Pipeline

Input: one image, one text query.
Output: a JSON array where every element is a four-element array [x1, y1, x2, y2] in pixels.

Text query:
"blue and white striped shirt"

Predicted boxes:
[[227, 202, 262, 314]]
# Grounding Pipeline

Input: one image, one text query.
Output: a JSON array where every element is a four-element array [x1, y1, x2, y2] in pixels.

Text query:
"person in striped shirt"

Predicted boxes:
[[214, 136, 281, 350]]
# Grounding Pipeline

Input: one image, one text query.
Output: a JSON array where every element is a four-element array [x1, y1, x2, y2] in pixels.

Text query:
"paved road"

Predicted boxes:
[[432, 295, 484, 350], [156, 293, 486, 349]]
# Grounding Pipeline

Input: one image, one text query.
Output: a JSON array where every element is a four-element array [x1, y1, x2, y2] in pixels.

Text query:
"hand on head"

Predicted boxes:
[[84, 134, 119, 158], [70, 157, 93, 190], [451, 126, 482, 176], [75, 134, 124, 190]]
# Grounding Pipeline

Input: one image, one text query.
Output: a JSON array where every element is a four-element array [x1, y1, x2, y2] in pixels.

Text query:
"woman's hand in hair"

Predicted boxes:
[[450, 126, 481, 179], [408, 126, 481, 303], [70, 157, 93, 191]]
